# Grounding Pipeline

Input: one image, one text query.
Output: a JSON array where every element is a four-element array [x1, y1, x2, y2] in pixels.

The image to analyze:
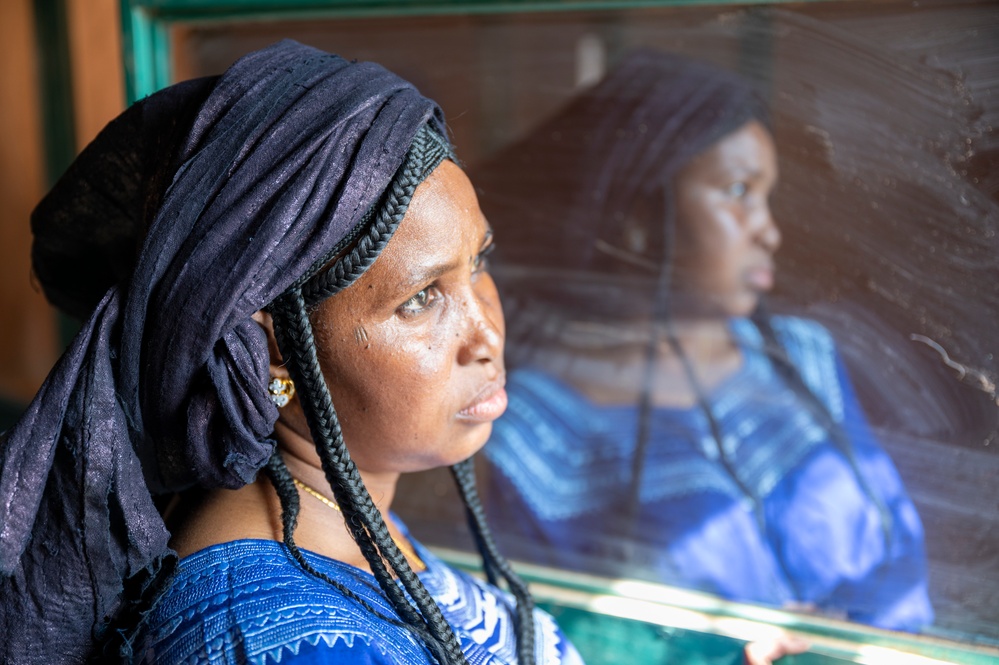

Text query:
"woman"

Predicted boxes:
[[0, 41, 581, 664], [475, 50, 933, 632]]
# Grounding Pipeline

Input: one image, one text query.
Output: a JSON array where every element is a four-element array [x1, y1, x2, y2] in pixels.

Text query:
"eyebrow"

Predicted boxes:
[[714, 163, 761, 178], [397, 225, 494, 293], [399, 259, 463, 293]]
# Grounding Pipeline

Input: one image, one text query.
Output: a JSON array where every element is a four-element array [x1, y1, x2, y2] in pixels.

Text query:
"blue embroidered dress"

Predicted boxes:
[[484, 317, 932, 632], [131, 534, 583, 664]]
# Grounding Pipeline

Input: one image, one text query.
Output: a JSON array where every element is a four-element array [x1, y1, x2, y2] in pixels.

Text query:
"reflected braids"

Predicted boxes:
[[265, 125, 536, 665]]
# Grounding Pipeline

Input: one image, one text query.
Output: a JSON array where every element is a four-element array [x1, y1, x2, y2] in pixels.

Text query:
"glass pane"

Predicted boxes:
[[171, 0, 999, 646]]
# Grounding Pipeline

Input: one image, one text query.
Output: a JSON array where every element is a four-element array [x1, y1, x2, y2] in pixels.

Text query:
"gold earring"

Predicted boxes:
[[268, 376, 295, 408]]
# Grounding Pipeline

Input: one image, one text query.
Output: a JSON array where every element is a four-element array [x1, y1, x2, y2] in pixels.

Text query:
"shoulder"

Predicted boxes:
[[130, 540, 430, 664], [765, 316, 837, 357], [741, 315, 847, 420], [420, 555, 584, 665], [130, 539, 582, 665], [763, 315, 840, 382]]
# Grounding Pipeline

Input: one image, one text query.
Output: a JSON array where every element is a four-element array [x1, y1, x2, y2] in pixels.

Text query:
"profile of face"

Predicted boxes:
[[305, 160, 506, 474], [669, 120, 781, 318]]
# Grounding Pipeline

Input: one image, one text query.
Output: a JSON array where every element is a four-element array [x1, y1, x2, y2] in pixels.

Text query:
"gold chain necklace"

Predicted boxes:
[[291, 477, 426, 572]]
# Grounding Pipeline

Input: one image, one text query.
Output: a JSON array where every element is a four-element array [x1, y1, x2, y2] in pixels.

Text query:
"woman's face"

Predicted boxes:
[[670, 120, 780, 318], [310, 160, 506, 473]]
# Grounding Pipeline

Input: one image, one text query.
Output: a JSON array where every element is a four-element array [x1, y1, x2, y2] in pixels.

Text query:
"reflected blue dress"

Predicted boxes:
[[130, 530, 583, 664], [484, 316, 932, 632]]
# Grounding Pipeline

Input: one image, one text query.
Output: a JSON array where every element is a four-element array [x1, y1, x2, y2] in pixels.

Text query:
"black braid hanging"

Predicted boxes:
[[269, 126, 465, 665], [451, 458, 536, 665], [268, 124, 537, 665], [261, 452, 453, 663]]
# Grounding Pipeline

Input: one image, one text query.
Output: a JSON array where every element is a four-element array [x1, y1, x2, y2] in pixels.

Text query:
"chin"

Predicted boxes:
[[726, 305, 759, 319], [452, 423, 495, 464], [721, 292, 764, 319], [405, 424, 494, 472]]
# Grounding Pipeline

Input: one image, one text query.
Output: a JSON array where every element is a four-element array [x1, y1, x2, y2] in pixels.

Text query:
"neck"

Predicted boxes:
[[275, 420, 400, 515], [540, 315, 741, 407], [663, 317, 735, 363], [558, 316, 734, 361], [270, 420, 419, 572]]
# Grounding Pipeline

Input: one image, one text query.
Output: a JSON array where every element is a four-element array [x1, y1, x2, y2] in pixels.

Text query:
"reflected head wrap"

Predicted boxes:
[[474, 50, 769, 293], [0, 40, 448, 661]]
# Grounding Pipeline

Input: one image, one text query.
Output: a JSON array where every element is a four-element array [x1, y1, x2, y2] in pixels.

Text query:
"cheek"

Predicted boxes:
[[677, 204, 744, 258], [392, 340, 454, 414], [329, 329, 456, 430]]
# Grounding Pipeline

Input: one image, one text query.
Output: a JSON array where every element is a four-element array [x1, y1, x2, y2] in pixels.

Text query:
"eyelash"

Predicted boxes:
[[473, 242, 495, 275], [397, 240, 495, 317], [399, 285, 442, 316]]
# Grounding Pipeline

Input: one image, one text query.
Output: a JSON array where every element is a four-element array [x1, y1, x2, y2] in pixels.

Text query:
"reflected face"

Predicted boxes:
[[670, 120, 780, 318], [311, 160, 505, 473]]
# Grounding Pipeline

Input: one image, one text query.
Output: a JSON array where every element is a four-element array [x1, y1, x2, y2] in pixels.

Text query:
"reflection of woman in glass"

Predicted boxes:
[[475, 50, 933, 632], [0, 42, 582, 664]]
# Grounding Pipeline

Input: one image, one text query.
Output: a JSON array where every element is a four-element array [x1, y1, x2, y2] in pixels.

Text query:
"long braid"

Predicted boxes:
[[299, 129, 468, 660], [626, 188, 675, 526], [670, 327, 769, 528], [270, 291, 430, 621], [265, 125, 471, 665], [751, 306, 894, 549], [261, 450, 446, 650], [654, 317, 805, 600], [451, 458, 536, 665], [626, 311, 805, 598]]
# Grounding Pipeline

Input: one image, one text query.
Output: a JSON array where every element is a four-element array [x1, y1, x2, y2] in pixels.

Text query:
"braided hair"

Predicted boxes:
[[265, 124, 536, 665]]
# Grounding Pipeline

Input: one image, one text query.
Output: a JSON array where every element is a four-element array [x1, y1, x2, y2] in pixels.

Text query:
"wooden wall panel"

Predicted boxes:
[[67, 0, 125, 150], [0, 0, 58, 402], [0, 0, 123, 406]]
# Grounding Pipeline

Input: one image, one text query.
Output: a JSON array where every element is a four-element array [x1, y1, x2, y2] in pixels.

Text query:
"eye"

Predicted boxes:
[[399, 285, 441, 316], [726, 181, 749, 198], [472, 242, 496, 275]]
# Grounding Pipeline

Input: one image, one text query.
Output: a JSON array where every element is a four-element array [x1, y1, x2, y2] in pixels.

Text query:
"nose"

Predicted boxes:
[[754, 202, 781, 254], [457, 284, 504, 367]]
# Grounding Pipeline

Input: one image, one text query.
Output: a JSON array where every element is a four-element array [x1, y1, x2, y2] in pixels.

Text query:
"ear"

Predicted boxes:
[[251, 310, 289, 379], [252, 310, 312, 443]]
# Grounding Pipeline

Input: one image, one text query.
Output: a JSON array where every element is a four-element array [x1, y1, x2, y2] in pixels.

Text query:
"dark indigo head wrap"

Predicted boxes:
[[473, 49, 769, 316], [0, 40, 446, 661]]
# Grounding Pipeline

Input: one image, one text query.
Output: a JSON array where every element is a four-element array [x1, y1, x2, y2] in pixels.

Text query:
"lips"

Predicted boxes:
[[457, 376, 508, 422], [744, 264, 775, 292]]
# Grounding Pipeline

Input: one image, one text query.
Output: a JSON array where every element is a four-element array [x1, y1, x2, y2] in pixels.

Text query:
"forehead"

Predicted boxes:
[[342, 160, 487, 298], [406, 159, 485, 241], [681, 120, 776, 177]]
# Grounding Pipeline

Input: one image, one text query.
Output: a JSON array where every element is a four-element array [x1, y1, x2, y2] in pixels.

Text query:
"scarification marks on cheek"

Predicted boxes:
[[354, 326, 370, 348]]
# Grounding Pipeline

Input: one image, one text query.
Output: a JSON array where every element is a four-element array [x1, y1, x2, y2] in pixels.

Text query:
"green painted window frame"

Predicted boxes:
[[120, 0, 860, 102]]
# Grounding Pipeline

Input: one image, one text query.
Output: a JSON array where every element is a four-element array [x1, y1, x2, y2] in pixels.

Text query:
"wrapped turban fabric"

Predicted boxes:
[[0, 40, 444, 662]]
